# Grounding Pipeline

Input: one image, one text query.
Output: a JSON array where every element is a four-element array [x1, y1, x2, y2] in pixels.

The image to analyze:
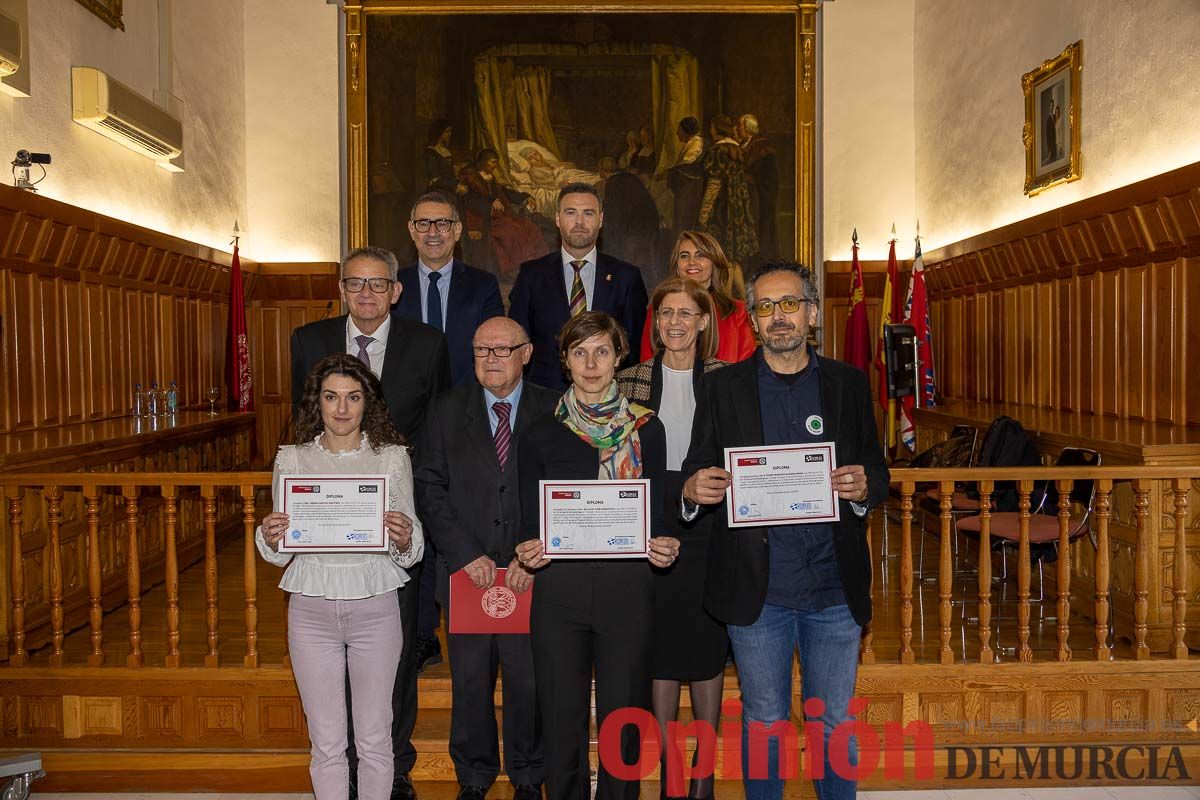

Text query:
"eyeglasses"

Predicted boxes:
[[656, 307, 703, 321], [472, 343, 530, 358], [341, 277, 395, 293], [751, 296, 810, 317], [411, 218, 457, 233]]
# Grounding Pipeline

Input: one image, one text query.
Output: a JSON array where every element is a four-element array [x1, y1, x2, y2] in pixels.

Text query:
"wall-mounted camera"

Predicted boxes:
[[12, 149, 51, 192]]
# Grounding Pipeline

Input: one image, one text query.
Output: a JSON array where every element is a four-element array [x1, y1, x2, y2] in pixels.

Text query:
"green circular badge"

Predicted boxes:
[[805, 414, 823, 435]]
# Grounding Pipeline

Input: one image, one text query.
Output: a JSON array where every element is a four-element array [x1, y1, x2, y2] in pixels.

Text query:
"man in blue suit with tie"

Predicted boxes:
[[508, 182, 648, 389], [395, 191, 505, 675], [396, 192, 505, 386]]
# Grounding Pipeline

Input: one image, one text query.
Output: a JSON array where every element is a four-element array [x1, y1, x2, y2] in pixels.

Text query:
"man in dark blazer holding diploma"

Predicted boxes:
[[414, 316, 555, 800], [681, 261, 889, 800]]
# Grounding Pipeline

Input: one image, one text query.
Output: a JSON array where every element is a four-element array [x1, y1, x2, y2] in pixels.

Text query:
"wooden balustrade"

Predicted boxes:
[[3, 465, 1200, 670]]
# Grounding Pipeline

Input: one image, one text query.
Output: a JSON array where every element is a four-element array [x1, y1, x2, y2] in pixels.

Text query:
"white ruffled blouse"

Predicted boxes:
[[255, 435, 425, 600]]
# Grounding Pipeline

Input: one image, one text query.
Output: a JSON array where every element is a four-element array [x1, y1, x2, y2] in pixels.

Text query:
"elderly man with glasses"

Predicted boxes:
[[680, 260, 889, 800], [289, 243, 451, 800], [414, 316, 556, 800]]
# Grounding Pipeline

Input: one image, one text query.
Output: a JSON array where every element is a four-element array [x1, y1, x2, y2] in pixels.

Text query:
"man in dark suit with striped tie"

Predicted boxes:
[[508, 183, 649, 390], [414, 316, 557, 800]]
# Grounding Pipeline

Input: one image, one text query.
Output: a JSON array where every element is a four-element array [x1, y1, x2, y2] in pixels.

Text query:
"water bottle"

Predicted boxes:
[[148, 382, 160, 416], [166, 381, 178, 414], [132, 383, 144, 417]]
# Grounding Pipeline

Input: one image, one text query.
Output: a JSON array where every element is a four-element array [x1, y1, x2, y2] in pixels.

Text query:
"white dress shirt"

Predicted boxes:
[[417, 260, 454, 328], [560, 246, 597, 310], [346, 315, 391, 379]]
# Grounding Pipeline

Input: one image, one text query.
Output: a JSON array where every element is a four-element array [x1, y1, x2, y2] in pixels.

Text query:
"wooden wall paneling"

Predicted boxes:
[[1034, 280, 1053, 408], [41, 274, 63, 428], [1124, 265, 1148, 420], [9, 270, 38, 429], [61, 280, 84, 424], [0, 269, 8, 432], [1098, 269, 1119, 418], [105, 284, 127, 418], [1078, 273, 1097, 417], [83, 282, 105, 421], [1185, 257, 1200, 426], [159, 294, 176, 392], [1152, 261, 1176, 424]]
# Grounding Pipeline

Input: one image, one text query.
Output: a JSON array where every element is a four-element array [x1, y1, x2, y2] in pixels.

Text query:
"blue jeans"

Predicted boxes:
[[727, 603, 861, 800]]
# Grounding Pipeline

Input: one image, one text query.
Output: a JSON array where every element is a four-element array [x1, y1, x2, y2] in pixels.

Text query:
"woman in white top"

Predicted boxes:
[[259, 354, 424, 800], [615, 277, 728, 800]]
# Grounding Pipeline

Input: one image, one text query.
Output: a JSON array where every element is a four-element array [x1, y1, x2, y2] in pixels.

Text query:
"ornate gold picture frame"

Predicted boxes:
[[1022, 40, 1082, 196], [343, 1, 820, 273], [73, 0, 123, 31]]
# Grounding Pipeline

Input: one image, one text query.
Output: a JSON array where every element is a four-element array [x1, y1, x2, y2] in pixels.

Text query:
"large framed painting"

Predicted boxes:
[[1022, 40, 1082, 196], [345, 1, 819, 297]]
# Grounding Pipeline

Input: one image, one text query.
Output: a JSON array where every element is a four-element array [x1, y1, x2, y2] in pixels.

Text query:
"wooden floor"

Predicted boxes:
[[25, 506, 1141, 670]]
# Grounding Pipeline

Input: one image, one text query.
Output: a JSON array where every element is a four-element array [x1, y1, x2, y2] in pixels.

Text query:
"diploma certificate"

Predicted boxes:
[[539, 479, 650, 559], [725, 444, 840, 528], [278, 475, 389, 553]]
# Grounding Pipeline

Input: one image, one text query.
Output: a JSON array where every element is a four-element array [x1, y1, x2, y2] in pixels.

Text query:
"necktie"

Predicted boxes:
[[568, 259, 587, 317], [427, 270, 444, 331], [354, 335, 374, 369], [493, 401, 512, 469]]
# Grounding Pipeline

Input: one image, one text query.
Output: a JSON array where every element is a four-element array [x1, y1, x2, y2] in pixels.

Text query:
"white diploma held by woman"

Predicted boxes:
[[256, 354, 423, 800]]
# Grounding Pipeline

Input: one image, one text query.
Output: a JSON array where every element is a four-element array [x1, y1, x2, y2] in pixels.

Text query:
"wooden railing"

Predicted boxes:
[[2, 466, 1199, 670], [2, 472, 273, 669]]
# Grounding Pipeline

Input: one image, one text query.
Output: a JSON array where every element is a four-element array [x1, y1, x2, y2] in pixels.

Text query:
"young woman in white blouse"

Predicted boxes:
[[259, 354, 423, 800]]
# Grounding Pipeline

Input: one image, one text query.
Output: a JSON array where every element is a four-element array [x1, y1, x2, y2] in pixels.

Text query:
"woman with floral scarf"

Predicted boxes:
[[516, 311, 681, 800]]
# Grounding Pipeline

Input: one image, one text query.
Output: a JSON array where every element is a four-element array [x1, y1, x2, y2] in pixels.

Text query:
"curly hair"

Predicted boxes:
[[293, 355, 406, 451]]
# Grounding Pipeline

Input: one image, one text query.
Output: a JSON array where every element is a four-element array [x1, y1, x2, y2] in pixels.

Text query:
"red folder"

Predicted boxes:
[[449, 568, 531, 634]]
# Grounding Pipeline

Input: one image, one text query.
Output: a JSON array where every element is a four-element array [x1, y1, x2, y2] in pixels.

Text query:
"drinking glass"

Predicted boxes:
[[206, 387, 220, 416]]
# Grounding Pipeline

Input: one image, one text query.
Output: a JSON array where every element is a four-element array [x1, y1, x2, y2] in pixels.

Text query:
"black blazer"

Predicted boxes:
[[682, 352, 890, 627], [289, 313, 451, 441], [507, 252, 649, 389], [394, 260, 504, 386], [414, 379, 559, 606], [517, 412, 668, 610]]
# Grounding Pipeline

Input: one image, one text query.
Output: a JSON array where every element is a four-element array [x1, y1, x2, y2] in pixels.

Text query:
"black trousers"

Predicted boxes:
[[448, 631, 543, 787], [348, 561, 421, 787], [530, 565, 654, 800]]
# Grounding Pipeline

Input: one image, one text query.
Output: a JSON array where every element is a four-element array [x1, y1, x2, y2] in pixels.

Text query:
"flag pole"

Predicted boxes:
[[912, 220, 922, 410]]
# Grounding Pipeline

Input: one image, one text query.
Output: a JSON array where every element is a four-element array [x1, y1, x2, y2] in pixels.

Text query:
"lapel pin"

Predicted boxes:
[[605, 273, 612, 282]]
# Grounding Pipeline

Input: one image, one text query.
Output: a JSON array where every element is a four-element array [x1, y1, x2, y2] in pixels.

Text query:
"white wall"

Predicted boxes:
[[914, 0, 1200, 250], [242, 0, 340, 262], [0, 0, 247, 254], [822, 0, 917, 261]]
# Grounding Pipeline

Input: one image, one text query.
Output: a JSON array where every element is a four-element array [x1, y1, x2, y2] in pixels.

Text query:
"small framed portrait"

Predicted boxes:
[[74, 0, 124, 31], [1022, 40, 1082, 196]]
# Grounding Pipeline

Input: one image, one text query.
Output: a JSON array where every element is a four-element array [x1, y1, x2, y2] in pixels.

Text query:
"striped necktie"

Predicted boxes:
[[568, 259, 587, 317], [354, 335, 373, 370], [493, 401, 512, 469]]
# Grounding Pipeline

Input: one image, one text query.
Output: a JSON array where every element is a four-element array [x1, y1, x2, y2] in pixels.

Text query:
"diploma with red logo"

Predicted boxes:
[[449, 568, 531, 634], [278, 475, 389, 553], [725, 444, 840, 528], [539, 479, 651, 559]]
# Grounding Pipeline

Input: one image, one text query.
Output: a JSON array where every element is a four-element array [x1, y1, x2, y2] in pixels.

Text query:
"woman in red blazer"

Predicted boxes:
[[640, 231, 757, 363]]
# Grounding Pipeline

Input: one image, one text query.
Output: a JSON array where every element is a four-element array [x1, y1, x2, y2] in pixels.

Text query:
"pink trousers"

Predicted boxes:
[[289, 592, 403, 800]]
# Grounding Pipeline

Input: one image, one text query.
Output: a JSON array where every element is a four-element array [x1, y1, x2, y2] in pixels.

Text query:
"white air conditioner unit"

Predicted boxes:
[[71, 66, 183, 161], [0, 11, 21, 77]]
